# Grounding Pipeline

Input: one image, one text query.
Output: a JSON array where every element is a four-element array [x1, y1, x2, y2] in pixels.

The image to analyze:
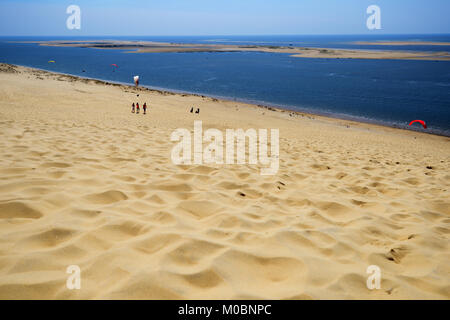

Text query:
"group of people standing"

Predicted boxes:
[[131, 102, 201, 116], [132, 102, 147, 115], [190, 107, 200, 114]]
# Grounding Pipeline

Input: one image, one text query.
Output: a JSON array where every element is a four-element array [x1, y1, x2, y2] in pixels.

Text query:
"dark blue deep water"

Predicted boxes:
[[1, 35, 449, 136]]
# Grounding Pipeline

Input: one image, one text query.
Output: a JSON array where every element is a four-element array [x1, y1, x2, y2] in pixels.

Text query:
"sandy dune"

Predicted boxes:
[[0, 64, 449, 299]]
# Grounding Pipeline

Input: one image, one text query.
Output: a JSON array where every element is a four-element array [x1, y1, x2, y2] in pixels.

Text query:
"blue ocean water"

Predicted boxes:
[[1, 35, 449, 136]]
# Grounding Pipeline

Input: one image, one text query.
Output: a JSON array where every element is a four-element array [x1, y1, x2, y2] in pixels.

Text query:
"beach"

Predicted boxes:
[[0, 64, 449, 299]]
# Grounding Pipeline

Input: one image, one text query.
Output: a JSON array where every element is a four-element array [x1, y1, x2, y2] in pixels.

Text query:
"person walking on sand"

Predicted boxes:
[[131, 102, 135, 113], [136, 102, 140, 114], [143, 102, 147, 115]]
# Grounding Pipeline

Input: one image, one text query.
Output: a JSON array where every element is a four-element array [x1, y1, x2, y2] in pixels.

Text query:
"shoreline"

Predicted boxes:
[[4, 63, 449, 138]]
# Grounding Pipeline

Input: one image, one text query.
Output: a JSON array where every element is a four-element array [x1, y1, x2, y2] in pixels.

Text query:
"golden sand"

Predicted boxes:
[[0, 64, 449, 299]]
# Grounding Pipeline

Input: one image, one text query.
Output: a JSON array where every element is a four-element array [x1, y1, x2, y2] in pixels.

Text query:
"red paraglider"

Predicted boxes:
[[111, 64, 118, 67], [409, 120, 427, 129]]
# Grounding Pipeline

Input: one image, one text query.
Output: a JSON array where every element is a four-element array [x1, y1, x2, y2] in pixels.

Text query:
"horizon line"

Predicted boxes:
[[1, 33, 450, 37]]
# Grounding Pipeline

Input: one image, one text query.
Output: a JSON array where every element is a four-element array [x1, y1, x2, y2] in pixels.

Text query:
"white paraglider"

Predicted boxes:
[[134, 75, 140, 87]]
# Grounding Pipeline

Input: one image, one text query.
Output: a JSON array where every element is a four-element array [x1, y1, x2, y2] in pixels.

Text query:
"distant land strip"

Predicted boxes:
[[353, 41, 450, 46], [16, 40, 450, 61]]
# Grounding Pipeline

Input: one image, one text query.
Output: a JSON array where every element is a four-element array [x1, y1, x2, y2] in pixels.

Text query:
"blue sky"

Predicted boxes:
[[0, 0, 449, 36]]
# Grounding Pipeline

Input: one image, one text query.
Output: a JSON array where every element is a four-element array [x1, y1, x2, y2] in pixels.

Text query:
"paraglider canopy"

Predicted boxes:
[[409, 120, 427, 129], [134, 75, 140, 87], [111, 64, 118, 67], [48, 60, 55, 63]]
